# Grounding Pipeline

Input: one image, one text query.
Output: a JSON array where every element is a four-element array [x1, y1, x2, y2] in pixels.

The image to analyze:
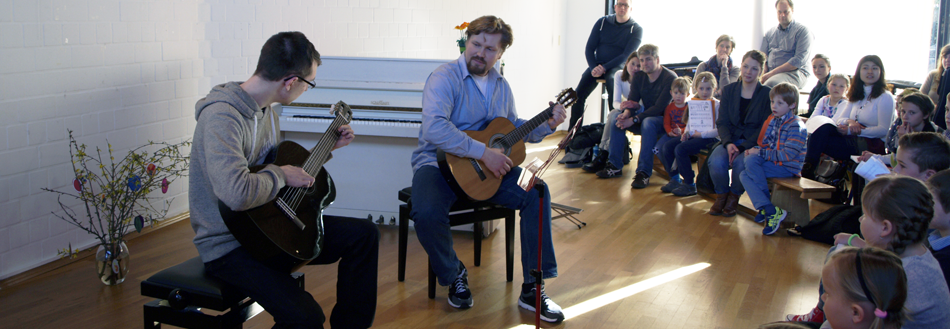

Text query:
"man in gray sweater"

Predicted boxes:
[[189, 31, 377, 328]]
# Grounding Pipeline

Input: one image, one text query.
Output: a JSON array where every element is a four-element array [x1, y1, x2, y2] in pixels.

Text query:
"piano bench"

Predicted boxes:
[[396, 187, 514, 299], [141, 257, 304, 329]]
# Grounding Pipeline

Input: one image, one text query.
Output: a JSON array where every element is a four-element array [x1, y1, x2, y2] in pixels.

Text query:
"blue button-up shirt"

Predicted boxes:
[[411, 55, 553, 172], [760, 20, 813, 77]]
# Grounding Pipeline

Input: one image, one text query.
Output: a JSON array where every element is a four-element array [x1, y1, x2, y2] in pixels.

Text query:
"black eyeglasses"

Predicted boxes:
[[286, 75, 316, 90]]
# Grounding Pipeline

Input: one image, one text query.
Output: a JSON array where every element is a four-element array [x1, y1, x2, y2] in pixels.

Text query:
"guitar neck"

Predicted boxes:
[[501, 106, 553, 147], [304, 115, 349, 176]]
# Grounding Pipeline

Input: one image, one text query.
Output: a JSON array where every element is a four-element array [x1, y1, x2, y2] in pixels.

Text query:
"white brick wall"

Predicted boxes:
[[0, 0, 572, 280]]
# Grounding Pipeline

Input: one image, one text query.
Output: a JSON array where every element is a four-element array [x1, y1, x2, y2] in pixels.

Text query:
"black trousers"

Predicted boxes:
[[569, 66, 621, 129], [205, 216, 380, 329]]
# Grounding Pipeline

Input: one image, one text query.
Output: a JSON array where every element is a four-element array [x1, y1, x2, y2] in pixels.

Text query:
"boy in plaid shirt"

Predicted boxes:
[[738, 82, 808, 235]]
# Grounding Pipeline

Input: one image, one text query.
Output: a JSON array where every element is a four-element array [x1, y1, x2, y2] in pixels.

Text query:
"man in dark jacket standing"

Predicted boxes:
[[568, 0, 642, 130]]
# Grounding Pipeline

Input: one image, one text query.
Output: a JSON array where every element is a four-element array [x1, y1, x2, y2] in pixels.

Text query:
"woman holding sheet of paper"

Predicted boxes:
[[801, 55, 896, 179]]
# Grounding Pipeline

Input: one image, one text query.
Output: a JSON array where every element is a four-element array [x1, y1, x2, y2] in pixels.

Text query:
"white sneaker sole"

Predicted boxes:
[[518, 299, 564, 323]]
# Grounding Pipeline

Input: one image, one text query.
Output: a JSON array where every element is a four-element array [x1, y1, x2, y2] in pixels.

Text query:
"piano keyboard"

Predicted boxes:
[[280, 115, 421, 138]]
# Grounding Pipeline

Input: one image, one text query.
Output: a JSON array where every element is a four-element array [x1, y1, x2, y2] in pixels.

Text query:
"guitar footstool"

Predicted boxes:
[[141, 257, 304, 329]]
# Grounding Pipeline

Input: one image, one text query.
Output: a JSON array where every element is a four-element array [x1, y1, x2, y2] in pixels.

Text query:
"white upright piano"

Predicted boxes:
[[277, 56, 450, 222]]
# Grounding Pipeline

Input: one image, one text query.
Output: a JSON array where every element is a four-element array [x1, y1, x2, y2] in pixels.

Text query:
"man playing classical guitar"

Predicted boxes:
[[409, 15, 568, 323], [189, 31, 378, 328]]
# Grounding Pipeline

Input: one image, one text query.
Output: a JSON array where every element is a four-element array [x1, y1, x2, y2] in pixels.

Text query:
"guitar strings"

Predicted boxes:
[[285, 112, 349, 210]]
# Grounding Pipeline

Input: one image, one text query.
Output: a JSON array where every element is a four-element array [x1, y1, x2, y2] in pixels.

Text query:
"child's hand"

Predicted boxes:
[[745, 148, 760, 156], [896, 122, 911, 139], [668, 130, 678, 137], [680, 131, 690, 141], [673, 127, 682, 135], [834, 233, 866, 248], [856, 150, 875, 162]]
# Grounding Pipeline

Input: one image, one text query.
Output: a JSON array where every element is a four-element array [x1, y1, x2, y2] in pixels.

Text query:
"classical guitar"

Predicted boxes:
[[219, 101, 352, 270], [437, 88, 578, 201]]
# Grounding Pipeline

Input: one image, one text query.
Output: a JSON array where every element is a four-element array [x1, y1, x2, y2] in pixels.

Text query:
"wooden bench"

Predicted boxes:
[[765, 177, 836, 227]]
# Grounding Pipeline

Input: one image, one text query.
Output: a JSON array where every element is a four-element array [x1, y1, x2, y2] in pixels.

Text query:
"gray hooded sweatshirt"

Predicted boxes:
[[190, 81, 287, 263]]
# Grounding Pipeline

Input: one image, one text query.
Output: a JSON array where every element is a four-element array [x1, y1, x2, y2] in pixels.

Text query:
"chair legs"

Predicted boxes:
[[398, 204, 409, 282]]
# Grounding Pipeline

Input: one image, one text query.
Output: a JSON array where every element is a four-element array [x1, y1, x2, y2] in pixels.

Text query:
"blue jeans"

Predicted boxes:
[[609, 116, 663, 175], [739, 153, 797, 211], [659, 137, 717, 184], [708, 141, 748, 195], [411, 165, 557, 285], [205, 216, 380, 329]]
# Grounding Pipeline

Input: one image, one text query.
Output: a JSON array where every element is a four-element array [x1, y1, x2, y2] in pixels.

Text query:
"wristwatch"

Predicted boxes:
[[632, 116, 640, 125]]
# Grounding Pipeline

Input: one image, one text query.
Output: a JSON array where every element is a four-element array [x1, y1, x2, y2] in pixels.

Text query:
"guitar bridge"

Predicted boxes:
[[276, 198, 307, 230], [470, 158, 487, 181]]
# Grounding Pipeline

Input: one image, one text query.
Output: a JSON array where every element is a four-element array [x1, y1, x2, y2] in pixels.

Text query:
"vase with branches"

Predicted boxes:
[[43, 130, 190, 285]]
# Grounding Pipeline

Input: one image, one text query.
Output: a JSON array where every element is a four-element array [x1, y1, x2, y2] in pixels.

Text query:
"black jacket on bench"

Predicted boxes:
[[717, 81, 772, 153]]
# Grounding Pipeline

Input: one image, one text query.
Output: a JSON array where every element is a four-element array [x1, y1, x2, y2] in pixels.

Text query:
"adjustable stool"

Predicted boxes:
[[141, 257, 304, 328], [396, 187, 514, 299]]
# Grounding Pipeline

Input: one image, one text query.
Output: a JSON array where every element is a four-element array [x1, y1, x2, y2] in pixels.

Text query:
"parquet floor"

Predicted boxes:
[[0, 134, 831, 329]]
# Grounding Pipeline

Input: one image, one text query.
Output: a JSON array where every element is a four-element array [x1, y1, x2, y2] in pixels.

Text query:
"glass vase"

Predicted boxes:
[[96, 241, 130, 285]]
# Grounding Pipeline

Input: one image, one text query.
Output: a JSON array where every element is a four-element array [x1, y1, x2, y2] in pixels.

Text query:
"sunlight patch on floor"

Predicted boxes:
[[508, 262, 711, 329]]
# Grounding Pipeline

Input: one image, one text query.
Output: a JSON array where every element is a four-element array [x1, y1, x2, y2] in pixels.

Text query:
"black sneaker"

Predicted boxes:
[[518, 282, 565, 323], [582, 151, 608, 173], [630, 171, 650, 189], [447, 263, 473, 309], [596, 162, 622, 178]]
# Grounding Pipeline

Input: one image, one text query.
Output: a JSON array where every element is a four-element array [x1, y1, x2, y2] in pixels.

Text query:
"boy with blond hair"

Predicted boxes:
[[738, 82, 807, 235]]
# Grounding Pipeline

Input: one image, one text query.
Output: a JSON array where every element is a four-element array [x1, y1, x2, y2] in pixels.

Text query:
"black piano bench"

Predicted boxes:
[[141, 257, 304, 329], [396, 187, 514, 299]]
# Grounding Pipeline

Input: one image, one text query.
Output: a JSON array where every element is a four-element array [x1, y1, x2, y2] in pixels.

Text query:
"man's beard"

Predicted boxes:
[[467, 55, 489, 76]]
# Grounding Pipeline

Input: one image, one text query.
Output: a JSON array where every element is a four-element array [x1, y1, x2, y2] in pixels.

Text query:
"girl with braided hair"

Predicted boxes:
[[844, 176, 950, 328], [820, 247, 907, 329], [787, 176, 950, 327]]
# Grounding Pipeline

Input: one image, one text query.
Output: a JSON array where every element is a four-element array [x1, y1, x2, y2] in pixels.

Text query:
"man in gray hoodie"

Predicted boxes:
[[189, 31, 377, 328]]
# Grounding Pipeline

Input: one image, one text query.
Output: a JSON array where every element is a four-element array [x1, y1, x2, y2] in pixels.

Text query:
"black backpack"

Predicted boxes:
[[797, 205, 863, 245], [569, 123, 604, 150]]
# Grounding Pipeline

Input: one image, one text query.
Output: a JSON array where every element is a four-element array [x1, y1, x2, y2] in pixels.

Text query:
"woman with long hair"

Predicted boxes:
[[802, 55, 896, 178]]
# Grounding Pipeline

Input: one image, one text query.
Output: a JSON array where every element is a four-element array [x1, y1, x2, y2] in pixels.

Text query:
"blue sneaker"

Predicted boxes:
[[763, 207, 788, 235], [753, 209, 766, 223]]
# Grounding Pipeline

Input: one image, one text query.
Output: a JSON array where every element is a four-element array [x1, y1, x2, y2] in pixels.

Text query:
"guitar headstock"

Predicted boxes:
[[555, 88, 578, 108], [331, 101, 353, 123]]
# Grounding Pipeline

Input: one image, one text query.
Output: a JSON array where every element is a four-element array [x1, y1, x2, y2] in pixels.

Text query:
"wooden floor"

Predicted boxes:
[[0, 134, 832, 329]]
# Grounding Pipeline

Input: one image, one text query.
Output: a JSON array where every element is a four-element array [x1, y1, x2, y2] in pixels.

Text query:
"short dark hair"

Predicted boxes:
[[898, 132, 950, 173], [466, 16, 513, 52], [848, 55, 888, 103], [253, 31, 321, 82], [901, 92, 936, 118]]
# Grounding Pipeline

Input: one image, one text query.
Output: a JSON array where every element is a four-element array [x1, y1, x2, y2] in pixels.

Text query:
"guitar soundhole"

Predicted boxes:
[[489, 133, 510, 156]]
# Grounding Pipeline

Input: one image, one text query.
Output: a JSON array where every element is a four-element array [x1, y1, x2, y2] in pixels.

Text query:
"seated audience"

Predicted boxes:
[[707, 50, 773, 217], [695, 34, 739, 98], [805, 73, 849, 122], [926, 169, 950, 290], [738, 82, 807, 235], [658, 72, 720, 196], [884, 91, 941, 154], [802, 55, 896, 179], [803, 54, 831, 118], [597, 44, 677, 187], [584, 52, 640, 173], [789, 133, 950, 324]]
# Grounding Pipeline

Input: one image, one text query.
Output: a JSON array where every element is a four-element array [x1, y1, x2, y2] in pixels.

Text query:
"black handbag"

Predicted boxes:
[[813, 159, 851, 204]]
